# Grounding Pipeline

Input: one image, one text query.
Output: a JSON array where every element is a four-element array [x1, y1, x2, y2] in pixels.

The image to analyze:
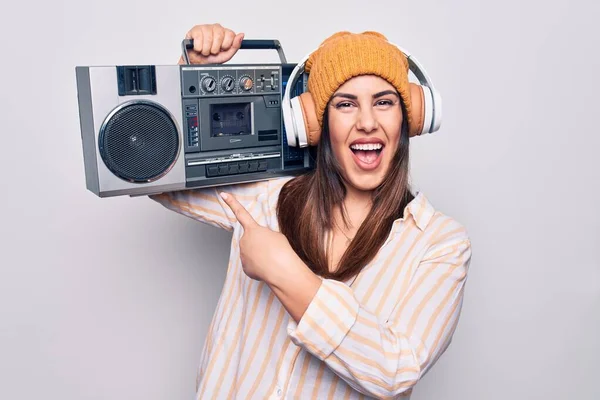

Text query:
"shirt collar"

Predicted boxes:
[[391, 191, 435, 232]]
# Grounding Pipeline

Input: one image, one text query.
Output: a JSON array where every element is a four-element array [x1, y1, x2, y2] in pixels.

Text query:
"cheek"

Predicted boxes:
[[383, 115, 403, 148], [389, 131, 401, 150], [327, 118, 351, 155]]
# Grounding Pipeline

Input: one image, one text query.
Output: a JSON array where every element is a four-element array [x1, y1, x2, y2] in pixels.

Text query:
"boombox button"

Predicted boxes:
[[218, 165, 229, 175], [228, 164, 239, 174], [248, 161, 259, 172], [206, 166, 219, 177], [258, 161, 268, 171], [238, 163, 249, 173]]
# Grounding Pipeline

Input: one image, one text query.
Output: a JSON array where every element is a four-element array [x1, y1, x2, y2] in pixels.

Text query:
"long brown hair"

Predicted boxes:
[[277, 95, 414, 282]]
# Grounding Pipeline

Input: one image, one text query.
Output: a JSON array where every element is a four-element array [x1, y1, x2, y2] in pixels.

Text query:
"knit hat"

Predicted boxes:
[[305, 31, 412, 129]]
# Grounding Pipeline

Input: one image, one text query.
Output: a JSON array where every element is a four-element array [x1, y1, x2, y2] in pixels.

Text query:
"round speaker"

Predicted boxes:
[[99, 101, 180, 183]]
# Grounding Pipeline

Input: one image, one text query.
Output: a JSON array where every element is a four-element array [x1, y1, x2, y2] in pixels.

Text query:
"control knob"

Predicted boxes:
[[201, 76, 216, 92], [239, 76, 254, 91], [221, 76, 235, 92]]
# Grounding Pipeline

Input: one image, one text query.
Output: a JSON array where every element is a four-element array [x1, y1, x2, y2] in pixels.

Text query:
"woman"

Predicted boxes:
[[152, 23, 472, 400]]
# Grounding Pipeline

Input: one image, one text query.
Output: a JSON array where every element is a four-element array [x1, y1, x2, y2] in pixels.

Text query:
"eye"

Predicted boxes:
[[335, 101, 355, 109], [375, 99, 395, 107]]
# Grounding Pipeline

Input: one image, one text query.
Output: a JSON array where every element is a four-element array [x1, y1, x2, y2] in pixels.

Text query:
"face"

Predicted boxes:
[[327, 75, 403, 192]]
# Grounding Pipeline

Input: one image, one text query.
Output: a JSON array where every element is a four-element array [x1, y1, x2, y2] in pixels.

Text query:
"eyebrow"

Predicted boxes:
[[331, 90, 399, 100]]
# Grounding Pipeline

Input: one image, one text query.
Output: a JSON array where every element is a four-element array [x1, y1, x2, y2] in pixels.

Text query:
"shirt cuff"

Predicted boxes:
[[287, 279, 359, 360]]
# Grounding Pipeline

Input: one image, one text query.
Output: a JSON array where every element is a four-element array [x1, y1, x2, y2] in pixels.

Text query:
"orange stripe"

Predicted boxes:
[[196, 241, 241, 388], [168, 197, 236, 226], [343, 384, 353, 399], [196, 272, 244, 395], [197, 227, 245, 370], [226, 281, 268, 398], [390, 265, 436, 327], [196, 247, 240, 387], [313, 296, 416, 367], [293, 328, 326, 359], [361, 218, 417, 303], [261, 179, 292, 224], [347, 329, 414, 358], [327, 353, 418, 394], [278, 344, 301, 398], [432, 296, 463, 355], [221, 288, 274, 397], [387, 218, 453, 323], [427, 228, 469, 254], [293, 352, 312, 398], [419, 271, 463, 347], [313, 295, 351, 332], [197, 196, 263, 395], [327, 375, 340, 400], [411, 193, 429, 228], [190, 184, 265, 204], [320, 283, 357, 318], [417, 284, 464, 361], [300, 317, 331, 359], [356, 312, 379, 329], [333, 345, 420, 379], [379, 213, 443, 306], [374, 219, 430, 314], [245, 307, 287, 399], [405, 242, 468, 336], [310, 363, 327, 398]]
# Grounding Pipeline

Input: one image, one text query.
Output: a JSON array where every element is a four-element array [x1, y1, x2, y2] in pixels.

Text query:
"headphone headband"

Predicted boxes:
[[282, 42, 442, 147]]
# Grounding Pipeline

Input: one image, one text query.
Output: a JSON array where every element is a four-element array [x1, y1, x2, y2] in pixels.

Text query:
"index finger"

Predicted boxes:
[[219, 192, 258, 229]]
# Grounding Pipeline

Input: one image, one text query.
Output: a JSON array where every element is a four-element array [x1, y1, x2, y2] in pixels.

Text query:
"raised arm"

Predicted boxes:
[[177, 23, 244, 66], [149, 181, 268, 232], [149, 24, 248, 231]]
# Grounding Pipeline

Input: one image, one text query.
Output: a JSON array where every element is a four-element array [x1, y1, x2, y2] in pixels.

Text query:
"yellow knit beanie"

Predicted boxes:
[[305, 31, 412, 129]]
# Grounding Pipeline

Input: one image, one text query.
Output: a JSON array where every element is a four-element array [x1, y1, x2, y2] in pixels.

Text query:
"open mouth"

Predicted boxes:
[[350, 142, 384, 169]]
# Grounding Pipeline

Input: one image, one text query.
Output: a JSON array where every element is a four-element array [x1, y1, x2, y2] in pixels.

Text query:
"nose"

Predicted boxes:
[[355, 107, 379, 133]]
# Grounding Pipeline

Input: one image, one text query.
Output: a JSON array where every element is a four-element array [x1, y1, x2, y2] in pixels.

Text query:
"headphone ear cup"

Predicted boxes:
[[408, 83, 434, 136], [408, 83, 425, 137], [297, 92, 321, 146], [290, 96, 308, 147]]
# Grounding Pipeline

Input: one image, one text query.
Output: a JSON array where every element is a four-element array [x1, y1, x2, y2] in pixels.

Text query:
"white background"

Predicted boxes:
[[1, 0, 598, 399]]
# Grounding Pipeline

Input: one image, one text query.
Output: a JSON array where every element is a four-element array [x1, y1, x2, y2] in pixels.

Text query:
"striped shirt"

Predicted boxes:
[[150, 176, 472, 400]]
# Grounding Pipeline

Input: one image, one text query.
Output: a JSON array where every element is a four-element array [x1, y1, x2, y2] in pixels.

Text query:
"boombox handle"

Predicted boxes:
[[182, 39, 288, 64]]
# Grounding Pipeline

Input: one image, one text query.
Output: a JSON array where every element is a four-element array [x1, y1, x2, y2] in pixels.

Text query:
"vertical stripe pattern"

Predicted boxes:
[[150, 176, 472, 399]]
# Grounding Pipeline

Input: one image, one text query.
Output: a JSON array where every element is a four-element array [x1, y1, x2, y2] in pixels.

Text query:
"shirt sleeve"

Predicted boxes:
[[148, 180, 269, 232], [287, 235, 472, 399]]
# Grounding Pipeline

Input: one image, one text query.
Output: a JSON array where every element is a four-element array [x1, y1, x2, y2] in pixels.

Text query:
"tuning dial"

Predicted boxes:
[[239, 76, 254, 91], [221, 76, 235, 92], [201, 76, 216, 93]]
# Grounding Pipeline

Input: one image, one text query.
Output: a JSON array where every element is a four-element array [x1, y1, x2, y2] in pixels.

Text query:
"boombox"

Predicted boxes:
[[75, 40, 312, 198], [75, 38, 442, 198]]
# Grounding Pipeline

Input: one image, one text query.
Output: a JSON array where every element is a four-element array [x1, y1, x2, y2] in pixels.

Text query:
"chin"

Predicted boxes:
[[343, 169, 387, 192], [348, 180, 381, 192]]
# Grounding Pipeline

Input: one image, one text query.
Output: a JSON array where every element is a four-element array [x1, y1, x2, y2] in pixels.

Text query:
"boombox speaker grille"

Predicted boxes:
[[99, 101, 179, 183]]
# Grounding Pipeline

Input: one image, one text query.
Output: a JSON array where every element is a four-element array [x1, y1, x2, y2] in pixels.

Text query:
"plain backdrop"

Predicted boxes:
[[1, 0, 598, 399]]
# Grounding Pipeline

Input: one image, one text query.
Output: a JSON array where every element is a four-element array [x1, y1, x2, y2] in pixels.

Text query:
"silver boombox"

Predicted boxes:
[[75, 39, 313, 198]]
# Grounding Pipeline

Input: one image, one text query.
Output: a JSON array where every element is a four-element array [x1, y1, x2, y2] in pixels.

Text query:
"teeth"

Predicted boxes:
[[350, 143, 383, 151]]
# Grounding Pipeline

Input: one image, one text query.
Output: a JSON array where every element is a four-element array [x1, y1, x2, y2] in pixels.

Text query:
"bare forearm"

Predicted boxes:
[[265, 257, 322, 324]]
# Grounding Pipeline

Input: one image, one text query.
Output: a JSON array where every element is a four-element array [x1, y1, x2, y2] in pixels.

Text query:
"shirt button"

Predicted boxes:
[[277, 388, 282, 396]]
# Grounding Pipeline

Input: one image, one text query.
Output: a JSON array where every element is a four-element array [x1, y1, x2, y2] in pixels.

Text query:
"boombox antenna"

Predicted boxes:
[[182, 39, 288, 64]]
